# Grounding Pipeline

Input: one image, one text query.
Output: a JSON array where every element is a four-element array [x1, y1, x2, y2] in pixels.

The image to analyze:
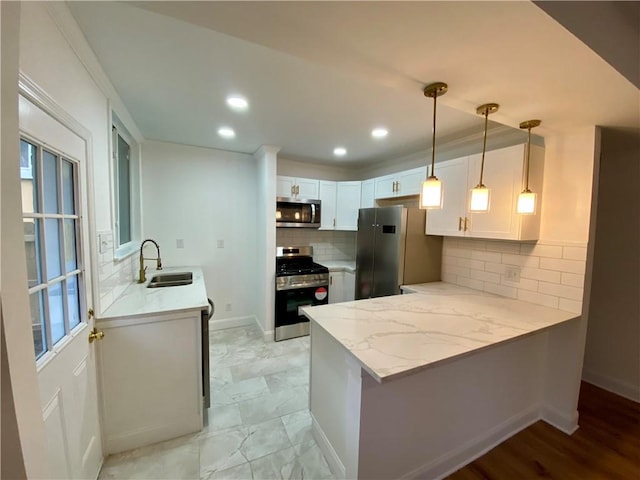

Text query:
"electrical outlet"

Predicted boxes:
[[225, 303, 232, 312], [217, 240, 224, 249], [176, 239, 184, 249], [505, 266, 521, 283]]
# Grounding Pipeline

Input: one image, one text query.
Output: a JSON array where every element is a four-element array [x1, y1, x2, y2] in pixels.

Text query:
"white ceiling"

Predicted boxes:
[[69, 1, 639, 168]]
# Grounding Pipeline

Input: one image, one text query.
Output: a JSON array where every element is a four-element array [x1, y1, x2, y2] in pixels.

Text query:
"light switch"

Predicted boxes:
[[176, 239, 184, 249], [217, 240, 224, 249]]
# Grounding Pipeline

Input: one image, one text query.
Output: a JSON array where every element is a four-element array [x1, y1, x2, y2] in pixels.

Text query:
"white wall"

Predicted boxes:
[[582, 128, 640, 401], [141, 140, 259, 328]]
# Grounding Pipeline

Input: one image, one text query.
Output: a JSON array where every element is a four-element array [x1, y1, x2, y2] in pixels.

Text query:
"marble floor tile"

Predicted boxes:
[[203, 403, 243, 434], [199, 426, 250, 478], [240, 417, 292, 461], [281, 410, 313, 446], [99, 435, 199, 480], [229, 351, 309, 383], [202, 461, 253, 480], [212, 376, 271, 406], [249, 446, 303, 480], [237, 387, 308, 426], [210, 365, 234, 390], [264, 365, 309, 393], [295, 439, 334, 480]]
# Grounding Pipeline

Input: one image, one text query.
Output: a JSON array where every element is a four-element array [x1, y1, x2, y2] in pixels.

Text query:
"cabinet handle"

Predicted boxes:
[[333, 218, 336, 227], [330, 276, 333, 286], [296, 185, 300, 195], [396, 181, 400, 193], [464, 217, 470, 232], [458, 217, 463, 231], [291, 185, 295, 196]]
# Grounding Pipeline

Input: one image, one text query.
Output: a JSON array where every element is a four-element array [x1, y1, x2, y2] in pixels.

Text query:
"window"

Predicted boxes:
[[20, 138, 84, 359], [112, 116, 140, 258]]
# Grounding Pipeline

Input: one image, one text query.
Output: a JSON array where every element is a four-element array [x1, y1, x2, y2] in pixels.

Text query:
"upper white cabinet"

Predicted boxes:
[[319, 181, 337, 230], [374, 166, 426, 199], [319, 180, 361, 231], [335, 181, 361, 231], [426, 143, 544, 241], [277, 176, 320, 199], [360, 179, 375, 209]]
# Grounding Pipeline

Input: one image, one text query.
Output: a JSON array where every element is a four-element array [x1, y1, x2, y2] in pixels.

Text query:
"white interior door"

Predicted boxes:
[[19, 94, 103, 479]]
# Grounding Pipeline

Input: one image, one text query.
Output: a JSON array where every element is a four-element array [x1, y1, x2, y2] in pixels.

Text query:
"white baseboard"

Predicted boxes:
[[208, 315, 256, 331], [400, 405, 541, 480], [310, 412, 346, 480], [541, 405, 579, 434], [582, 369, 640, 403]]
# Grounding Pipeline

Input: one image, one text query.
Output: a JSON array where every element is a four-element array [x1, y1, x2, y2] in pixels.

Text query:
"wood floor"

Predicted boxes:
[[447, 382, 640, 479]]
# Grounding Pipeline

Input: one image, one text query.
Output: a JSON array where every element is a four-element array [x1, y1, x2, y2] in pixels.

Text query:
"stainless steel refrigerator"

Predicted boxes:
[[355, 206, 443, 299]]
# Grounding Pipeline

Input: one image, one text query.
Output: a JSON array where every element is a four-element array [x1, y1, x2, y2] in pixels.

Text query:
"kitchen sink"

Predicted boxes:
[[147, 272, 193, 288]]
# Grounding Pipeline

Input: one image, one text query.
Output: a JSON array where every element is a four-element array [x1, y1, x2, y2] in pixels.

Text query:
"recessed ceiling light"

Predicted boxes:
[[218, 127, 235, 138], [333, 147, 347, 157], [226, 95, 248, 111], [371, 128, 388, 138]]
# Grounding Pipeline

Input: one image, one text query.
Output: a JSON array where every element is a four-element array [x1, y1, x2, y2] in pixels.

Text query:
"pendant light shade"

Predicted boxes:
[[469, 103, 499, 213], [517, 120, 541, 215], [420, 82, 448, 209]]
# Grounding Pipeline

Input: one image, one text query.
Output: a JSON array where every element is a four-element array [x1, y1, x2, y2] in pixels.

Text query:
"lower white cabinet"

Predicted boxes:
[[96, 310, 203, 454], [329, 270, 355, 304], [426, 143, 544, 240]]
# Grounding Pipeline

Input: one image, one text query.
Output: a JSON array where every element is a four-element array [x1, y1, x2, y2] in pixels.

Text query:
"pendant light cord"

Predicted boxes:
[[430, 93, 437, 178], [479, 110, 489, 186], [524, 126, 531, 191]]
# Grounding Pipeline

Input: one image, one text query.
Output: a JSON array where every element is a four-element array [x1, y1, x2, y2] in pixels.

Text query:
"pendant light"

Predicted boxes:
[[517, 119, 541, 215], [420, 82, 448, 209], [469, 103, 499, 213]]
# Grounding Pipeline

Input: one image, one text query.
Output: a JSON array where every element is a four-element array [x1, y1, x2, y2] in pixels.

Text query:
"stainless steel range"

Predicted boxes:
[[275, 246, 329, 341]]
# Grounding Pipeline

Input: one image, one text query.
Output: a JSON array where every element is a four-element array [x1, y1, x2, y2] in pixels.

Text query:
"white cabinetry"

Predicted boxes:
[[96, 310, 203, 453], [344, 271, 355, 301], [319, 181, 361, 231], [329, 271, 345, 304], [277, 176, 320, 199], [319, 181, 337, 229], [426, 143, 544, 240], [360, 179, 375, 208], [374, 166, 426, 199], [336, 181, 361, 231]]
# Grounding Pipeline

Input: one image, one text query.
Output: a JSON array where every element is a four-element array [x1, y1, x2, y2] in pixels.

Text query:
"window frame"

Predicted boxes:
[[111, 113, 141, 260], [20, 134, 87, 363]]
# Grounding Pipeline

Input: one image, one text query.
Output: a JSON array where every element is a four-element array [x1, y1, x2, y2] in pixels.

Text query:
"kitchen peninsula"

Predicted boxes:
[[302, 282, 582, 479]]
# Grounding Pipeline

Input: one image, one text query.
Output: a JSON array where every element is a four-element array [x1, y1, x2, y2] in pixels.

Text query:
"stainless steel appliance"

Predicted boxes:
[[275, 246, 329, 341], [276, 198, 321, 228], [356, 206, 442, 299], [201, 298, 214, 408]]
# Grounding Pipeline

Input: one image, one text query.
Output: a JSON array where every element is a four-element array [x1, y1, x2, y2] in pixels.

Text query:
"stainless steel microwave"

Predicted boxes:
[[276, 197, 321, 228]]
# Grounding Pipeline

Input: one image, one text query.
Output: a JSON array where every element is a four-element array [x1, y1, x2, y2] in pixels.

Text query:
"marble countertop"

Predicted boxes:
[[98, 266, 209, 320], [318, 260, 356, 273], [301, 281, 579, 383]]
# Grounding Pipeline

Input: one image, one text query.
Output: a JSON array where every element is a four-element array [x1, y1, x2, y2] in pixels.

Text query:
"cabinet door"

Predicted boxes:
[[295, 177, 320, 199], [397, 166, 427, 197], [336, 181, 362, 231], [360, 179, 375, 209], [276, 176, 296, 198], [319, 181, 337, 230], [344, 272, 355, 302], [329, 272, 345, 304], [425, 157, 468, 237], [468, 144, 524, 240], [374, 174, 397, 199]]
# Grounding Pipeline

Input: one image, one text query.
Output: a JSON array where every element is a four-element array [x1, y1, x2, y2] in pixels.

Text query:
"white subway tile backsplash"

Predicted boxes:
[[501, 253, 540, 268], [442, 255, 458, 267], [470, 269, 500, 284], [486, 241, 521, 254], [446, 247, 473, 259], [441, 272, 458, 284], [470, 250, 502, 263], [561, 272, 585, 288], [538, 282, 583, 301], [539, 257, 586, 275], [520, 267, 562, 284], [559, 298, 582, 314], [520, 244, 563, 258], [562, 246, 587, 261], [457, 276, 484, 291], [484, 282, 518, 299], [457, 258, 485, 270], [484, 262, 506, 275], [517, 290, 559, 309], [442, 265, 471, 278], [502, 277, 539, 292]]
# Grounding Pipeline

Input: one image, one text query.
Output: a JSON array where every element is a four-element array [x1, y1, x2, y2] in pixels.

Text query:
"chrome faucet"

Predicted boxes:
[[138, 239, 162, 283]]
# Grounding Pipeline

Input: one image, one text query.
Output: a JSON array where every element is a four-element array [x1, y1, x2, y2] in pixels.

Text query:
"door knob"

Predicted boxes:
[[88, 327, 105, 343]]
